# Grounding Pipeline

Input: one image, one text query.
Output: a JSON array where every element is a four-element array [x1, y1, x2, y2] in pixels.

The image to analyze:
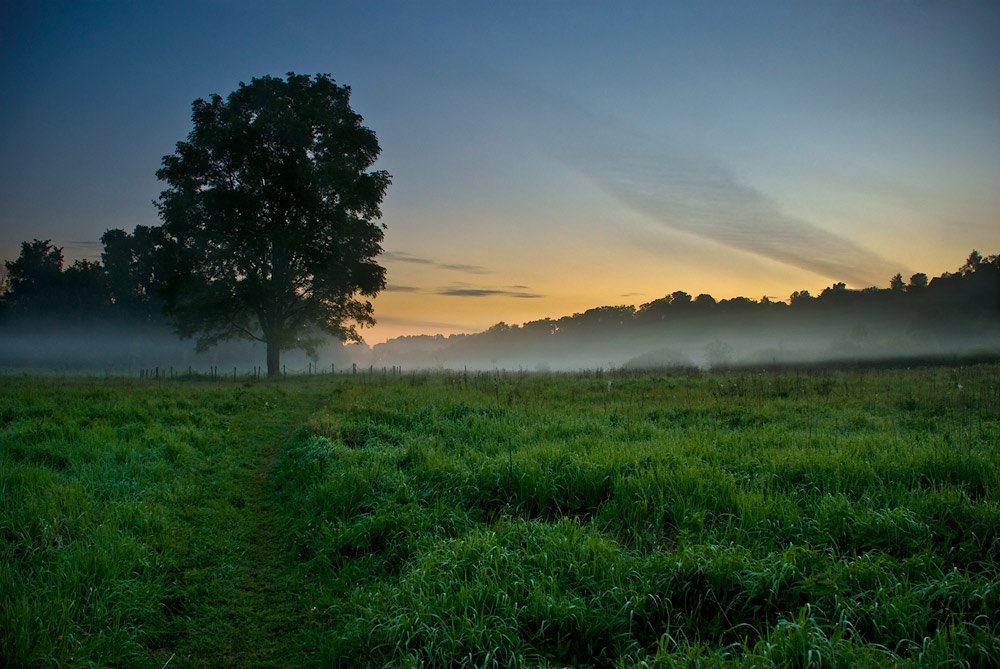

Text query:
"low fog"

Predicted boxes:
[[366, 308, 999, 374], [3, 289, 997, 377], [0, 324, 343, 376], [2, 251, 997, 376]]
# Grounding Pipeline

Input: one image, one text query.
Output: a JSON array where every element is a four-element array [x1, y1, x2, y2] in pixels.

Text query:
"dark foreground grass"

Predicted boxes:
[[273, 365, 999, 667], [2, 365, 998, 667], [0, 375, 331, 667]]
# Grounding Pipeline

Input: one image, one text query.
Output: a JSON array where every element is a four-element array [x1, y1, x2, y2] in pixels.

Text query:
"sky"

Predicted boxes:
[[1, 0, 998, 345]]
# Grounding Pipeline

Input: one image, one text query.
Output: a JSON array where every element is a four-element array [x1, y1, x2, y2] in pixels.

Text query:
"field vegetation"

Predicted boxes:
[[2, 365, 999, 667]]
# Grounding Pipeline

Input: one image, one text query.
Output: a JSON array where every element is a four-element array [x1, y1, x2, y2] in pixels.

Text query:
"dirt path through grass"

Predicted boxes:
[[164, 381, 332, 668]]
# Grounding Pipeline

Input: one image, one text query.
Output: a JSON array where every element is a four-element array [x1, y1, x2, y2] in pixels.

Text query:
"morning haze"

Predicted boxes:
[[4, 4, 1000, 666], [1, 0, 998, 367]]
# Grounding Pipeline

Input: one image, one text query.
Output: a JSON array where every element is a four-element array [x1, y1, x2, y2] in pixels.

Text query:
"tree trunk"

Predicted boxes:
[[266, 338, 280, 377]]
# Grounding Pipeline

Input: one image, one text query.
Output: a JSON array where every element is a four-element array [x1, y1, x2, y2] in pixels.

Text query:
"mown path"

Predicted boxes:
[[162, 383, 332, 668]]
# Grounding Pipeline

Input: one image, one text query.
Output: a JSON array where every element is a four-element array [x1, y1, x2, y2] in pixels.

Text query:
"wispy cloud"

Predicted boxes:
[[383, 251, 491, 275], [382, 251, 434, 265], [503, 74, 902, 287], [571, 146, 896, 286], [384, 284, 421, 293], [438, 288, 544, 298]]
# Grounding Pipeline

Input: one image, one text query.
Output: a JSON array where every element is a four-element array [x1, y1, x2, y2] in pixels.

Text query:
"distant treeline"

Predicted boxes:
[[370, 251, 1000, 370], [0, 230, 340, 370], [1, 230, 165, 328], [1, 233, 998, 370]]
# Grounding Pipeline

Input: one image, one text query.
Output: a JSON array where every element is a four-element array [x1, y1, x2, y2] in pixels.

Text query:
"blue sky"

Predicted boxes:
[[2, 1, 997, 343]]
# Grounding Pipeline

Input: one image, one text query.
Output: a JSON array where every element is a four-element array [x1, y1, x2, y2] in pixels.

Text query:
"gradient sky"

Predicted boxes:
[[2, 1, 998, 344]]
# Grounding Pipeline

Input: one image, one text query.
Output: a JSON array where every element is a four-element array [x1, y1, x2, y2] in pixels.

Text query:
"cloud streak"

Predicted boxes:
[[570, 145, 896, 286], [438, 287, 544, 298], [493, 73, 902, 287], [383, 251, 492, 275]]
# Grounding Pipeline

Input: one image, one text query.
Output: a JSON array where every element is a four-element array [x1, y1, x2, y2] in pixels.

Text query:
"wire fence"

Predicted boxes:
[[134, 362, 408, 381], [0, 362, 409, 382]]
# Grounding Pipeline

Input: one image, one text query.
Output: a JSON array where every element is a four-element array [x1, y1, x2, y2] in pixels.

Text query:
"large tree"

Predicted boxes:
[[155, 72, 390, 375]]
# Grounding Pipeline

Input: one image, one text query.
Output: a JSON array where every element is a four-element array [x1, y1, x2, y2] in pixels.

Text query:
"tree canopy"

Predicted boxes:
[[155, 72, 391, 375]]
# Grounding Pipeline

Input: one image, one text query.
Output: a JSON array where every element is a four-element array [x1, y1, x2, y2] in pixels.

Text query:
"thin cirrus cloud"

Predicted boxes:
[[382, 251, 492, 275], [513, 75, 904, 288], [555, 131, 901, 288], [437, 288, 545, 299], [578, 149, 900, 287]]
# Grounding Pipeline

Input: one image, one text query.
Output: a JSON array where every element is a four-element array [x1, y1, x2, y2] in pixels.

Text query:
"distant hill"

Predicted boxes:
[[368, 251, 1000, 371], [2, 248, 998, 372]]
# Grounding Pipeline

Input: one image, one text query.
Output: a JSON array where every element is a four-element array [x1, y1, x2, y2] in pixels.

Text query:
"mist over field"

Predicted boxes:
[[2, 315, 995, 376], [2, 251, 997, 375], [3, 4, 1000, 666], [367, 305, 1000, 373], [0, 324, 346, 375]]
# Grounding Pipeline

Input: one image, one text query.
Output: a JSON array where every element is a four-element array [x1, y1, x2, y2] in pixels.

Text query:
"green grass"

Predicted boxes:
[[3, 365, 999, 666], [1, 375, 332, 667]]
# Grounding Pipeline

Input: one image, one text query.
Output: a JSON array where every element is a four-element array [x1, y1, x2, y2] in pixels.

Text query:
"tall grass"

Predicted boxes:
[[2, 365, 997, 666], [0, 376, 330, 667], [273, 365, 999, 666]]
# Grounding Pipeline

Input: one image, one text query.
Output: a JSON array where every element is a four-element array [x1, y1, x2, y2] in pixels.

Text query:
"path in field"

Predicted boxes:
[[170, 386, 330, 668]]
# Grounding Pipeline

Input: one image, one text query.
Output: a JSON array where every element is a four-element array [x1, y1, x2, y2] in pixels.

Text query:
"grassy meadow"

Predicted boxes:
[[2, 365, 998, 667]]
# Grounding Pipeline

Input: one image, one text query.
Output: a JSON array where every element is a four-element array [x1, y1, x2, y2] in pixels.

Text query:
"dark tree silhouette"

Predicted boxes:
[[155, 73, 391, 375], [669, 291, 693, 309], [3, 239, 65, 316], [102, 228, 139, 309], [61, 259, 107, 316], [960, 250, 983, 276], [101, 225, 166, 322], [907, 273, 928, 292], [1, 240, 110, 324], [789, 290, 814, 306]]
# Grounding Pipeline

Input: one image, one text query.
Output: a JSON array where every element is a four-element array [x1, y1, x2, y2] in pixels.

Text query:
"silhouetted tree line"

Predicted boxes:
[[369, 251, 1000, 369], [0, 229, 348, 371], [1, 228, 166, 328], [1, 244, 998, 370]]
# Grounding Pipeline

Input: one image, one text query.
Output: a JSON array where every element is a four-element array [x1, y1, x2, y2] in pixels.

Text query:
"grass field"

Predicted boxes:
[[2, 365, 998, 667]]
